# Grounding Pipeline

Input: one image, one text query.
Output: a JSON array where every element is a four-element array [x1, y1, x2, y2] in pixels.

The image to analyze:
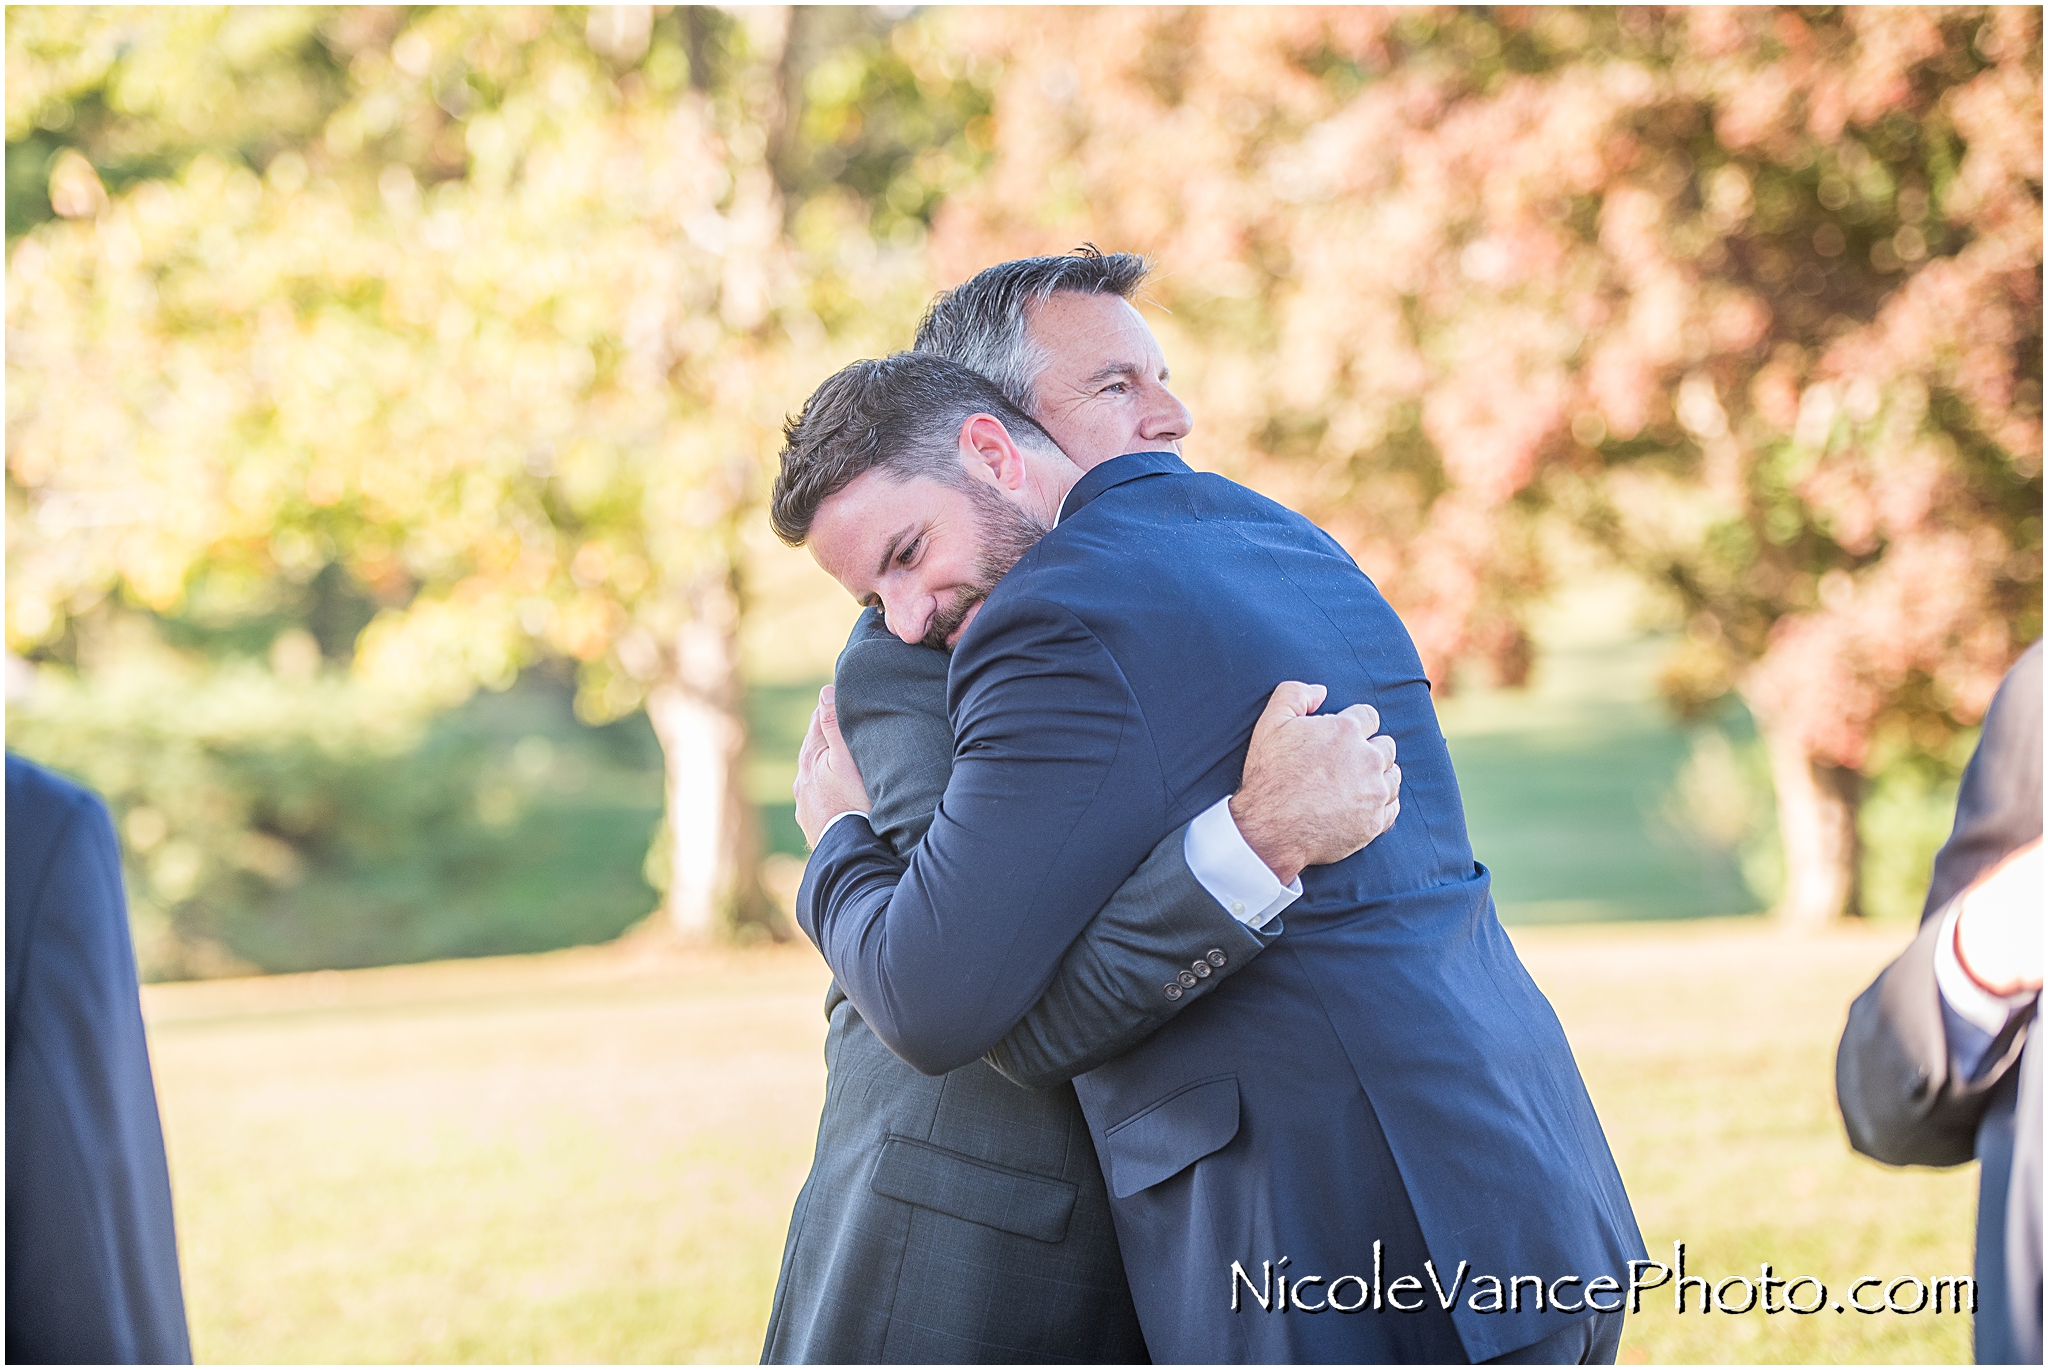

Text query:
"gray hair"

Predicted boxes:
[[912, 245, 1151, 415]]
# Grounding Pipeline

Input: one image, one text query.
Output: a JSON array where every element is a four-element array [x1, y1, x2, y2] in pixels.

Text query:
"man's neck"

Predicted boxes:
[[1021, 454, 1083, 528]]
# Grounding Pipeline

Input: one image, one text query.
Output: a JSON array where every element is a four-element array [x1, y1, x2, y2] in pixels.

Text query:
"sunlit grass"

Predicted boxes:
[[1523, 919, 1974, 1364], [148, 920, 1973, 1364], [149, 945, 834, 1363]]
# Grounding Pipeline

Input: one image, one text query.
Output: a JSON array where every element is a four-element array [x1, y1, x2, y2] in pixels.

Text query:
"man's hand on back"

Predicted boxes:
[[1230, 682, 1400, 886], [795, 685, 873, 849]]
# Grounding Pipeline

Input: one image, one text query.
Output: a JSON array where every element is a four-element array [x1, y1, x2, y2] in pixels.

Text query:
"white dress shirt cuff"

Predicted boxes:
[[1933, 896, 2038, 1080], [1184, 795, 1302, 931], [816, 810, 872, 845]]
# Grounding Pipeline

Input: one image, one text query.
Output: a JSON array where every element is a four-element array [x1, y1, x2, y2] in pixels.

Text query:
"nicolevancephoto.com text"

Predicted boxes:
[[1231, 1242, 1976, 1319]]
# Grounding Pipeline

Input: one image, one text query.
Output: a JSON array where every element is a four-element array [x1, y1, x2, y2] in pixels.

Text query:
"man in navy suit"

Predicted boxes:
[[771, 350, 1645, 1362], [7, 754, 192, 1364], [763, 250, 1407, 1364]]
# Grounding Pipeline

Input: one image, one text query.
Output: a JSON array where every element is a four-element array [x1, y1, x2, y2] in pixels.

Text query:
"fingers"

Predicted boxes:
[[1258, 680, 1328, 727], [819, 684, 847, 751], [1336, 701, 1382, 739], [1331, 703, 1395, 764], [794, 708, 823, 801]]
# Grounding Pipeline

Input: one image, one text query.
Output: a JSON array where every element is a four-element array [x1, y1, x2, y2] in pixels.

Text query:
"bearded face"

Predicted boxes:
[[920, 480, 1051, 652]]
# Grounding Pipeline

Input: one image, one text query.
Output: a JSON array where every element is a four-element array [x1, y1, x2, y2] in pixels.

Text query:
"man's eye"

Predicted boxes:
[[1102, 382, 1128, 394], [897, 538, 920, 566]]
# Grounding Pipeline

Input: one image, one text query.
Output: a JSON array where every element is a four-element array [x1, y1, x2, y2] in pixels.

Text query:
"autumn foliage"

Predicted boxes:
[[931, 6, 2042, 922], [5, 7, 2040, 950]]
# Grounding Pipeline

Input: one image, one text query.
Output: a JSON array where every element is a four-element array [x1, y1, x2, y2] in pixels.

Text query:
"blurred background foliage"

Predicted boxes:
[[930, 5, 2041, 927], [5, 6, 2039, 980]]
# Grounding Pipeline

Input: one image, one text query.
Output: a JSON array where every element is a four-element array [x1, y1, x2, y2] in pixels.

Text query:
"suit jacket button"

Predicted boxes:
[[1177, 969, 1199, 989], [1192, 959, 1212, 978], [1206, 948, 1228, 967], [1164, 982, 1184, 1000]]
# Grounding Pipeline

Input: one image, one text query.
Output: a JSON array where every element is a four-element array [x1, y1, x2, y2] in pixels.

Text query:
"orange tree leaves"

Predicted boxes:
[[932, 7, 2041, 768]]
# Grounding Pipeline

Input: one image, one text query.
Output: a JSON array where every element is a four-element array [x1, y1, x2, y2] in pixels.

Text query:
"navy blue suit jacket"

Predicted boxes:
[[7, 755, 191, 1364], [800, 454, 1643, 1361]]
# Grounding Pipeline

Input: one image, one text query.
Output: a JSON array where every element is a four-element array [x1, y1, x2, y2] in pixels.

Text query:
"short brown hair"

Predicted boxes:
[[770, 351, 1058, 547]]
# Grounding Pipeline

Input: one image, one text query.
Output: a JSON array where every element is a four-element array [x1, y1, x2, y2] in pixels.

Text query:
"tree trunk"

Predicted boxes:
[[634, 7, 792, 944], [1755, 715, 1864, 927], [643, 568, 777, 942]]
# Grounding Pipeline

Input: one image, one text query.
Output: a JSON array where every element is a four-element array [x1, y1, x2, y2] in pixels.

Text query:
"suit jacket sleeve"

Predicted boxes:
[[806, 600, 1181, 1074], [1836, 642, 2042, 1167], [983, 831, 1276, 1089], [830, 610, 1271, 1082]]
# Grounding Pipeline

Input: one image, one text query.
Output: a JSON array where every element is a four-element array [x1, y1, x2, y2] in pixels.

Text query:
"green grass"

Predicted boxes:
[[147, 922, 1977, 1364], [1439, 630, 1763, 924], [150, 946, 831, 1364]]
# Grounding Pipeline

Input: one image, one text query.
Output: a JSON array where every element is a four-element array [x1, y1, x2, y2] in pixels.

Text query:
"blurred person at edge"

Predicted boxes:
[[1839, 642, 2042, 1365], [7, 754, 193, 1363], [774, 250, 1644, 1364], [761, 250, 1407, 1365]]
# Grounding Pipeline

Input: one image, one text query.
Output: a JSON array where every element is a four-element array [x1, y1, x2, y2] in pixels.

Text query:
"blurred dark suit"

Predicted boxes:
[[7, 755, 191, 1365], [762, 610, 1274, 1363], [1838, 642, 2041, 1364]]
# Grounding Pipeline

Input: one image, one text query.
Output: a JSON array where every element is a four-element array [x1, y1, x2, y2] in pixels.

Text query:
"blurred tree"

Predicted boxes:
[[7, 6, 990, 954], [932, 5, 2041, 925], [7, 644, 666, 979]]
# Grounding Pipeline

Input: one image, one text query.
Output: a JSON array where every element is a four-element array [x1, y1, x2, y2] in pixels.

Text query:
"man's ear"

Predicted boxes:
[[956, 412, 1030, 491]]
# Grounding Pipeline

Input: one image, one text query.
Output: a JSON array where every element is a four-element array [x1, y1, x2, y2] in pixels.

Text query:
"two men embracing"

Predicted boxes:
[[761, 249, 1644, 1365]]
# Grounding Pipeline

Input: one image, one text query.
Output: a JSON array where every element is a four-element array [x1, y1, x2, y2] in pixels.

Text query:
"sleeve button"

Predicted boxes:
[[1206, 948, 1228, 967], [1177, 969, 1199, 989], [1164, 983, 1184, 1000], [1192, 959, 1212, 978], [1230, 899, 1247, 916]]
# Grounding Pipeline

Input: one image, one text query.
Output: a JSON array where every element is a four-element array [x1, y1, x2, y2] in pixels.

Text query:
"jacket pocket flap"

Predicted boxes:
[[869, 1135, 1078, 1244], [1103, 1075, 1240, 1199]]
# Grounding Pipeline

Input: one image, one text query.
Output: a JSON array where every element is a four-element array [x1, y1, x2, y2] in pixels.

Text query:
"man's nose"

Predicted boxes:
[[1140, 384, 1193, 444], [880, 591, 929, 646]]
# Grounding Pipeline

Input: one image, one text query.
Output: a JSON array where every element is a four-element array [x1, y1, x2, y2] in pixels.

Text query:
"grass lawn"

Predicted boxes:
[[147, 919, 1976, 1365], [1438, 627, 1763, 925]]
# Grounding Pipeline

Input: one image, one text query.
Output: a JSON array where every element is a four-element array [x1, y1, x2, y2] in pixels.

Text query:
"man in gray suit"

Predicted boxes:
[[762, 250, 1403, 1363], [1838, 641, 2041, 1364]]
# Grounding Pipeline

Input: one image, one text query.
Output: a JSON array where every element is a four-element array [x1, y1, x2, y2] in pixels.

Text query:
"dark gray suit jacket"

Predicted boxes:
[[1838, 641, 2041, 1364], [762, 610, 1274, 1363]]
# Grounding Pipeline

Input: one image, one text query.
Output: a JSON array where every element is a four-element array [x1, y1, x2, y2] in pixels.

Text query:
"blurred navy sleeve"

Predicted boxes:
[[7, 754, 192, 1365]]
